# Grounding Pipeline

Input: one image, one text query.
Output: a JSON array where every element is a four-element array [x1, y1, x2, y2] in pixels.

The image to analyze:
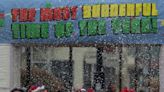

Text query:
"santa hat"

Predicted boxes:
[[29, 85, 45, 92], [80, 88, 86, 92]]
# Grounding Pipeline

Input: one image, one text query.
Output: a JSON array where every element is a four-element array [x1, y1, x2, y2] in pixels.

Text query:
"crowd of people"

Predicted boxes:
[[11, 85, 48, 92], [10, 86, 137, 92], [10, 86, 94, 92]]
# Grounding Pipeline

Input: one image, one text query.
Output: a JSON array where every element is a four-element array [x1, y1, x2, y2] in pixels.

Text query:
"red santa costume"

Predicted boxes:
[[28, 85, 46, 92]]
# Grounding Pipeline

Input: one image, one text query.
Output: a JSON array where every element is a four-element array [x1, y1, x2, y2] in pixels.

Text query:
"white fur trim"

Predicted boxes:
[[32, 85, 45, 92]]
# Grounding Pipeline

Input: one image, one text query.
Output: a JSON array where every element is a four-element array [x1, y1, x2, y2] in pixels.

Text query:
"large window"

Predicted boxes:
[[83, 45, 160, 92], [19, 45, 160, 92]]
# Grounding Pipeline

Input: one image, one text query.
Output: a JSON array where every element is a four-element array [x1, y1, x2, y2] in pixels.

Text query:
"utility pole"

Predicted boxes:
[[25, 47, 31, 87], [94, 47, 105, 91], [69, 47, 73, 91], [119, 45, 123, 92]]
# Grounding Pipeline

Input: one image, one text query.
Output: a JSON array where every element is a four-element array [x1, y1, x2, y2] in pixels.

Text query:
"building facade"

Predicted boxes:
[[0, 0, 164, 92], [0, 44, 161, 92]]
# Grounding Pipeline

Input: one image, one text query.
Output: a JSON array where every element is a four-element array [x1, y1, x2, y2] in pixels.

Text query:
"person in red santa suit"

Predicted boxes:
[[129, 88, 135, 92], [121, 87, 135, 92], [87, 86, 94, 92], [28, 85, 48, 92], [121, 87, 129, 92]]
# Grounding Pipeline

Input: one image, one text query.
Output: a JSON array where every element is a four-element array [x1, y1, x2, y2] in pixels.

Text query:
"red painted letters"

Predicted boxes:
[[19, 8, 28, 22], [53, 8, 62, 21], [12, 9, 19, 22], [40, 8, 53, 21], [71, 6, 78, 20], [12, 8, 36, 22], [28, 8, 36, 22], [62, 7, 70, 20], [12, 6, 78, 22]]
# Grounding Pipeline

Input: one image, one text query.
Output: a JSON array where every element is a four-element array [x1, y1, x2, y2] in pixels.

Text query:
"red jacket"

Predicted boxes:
[[87, 88, 94, 92], [121, 87, 129, 92], [121, 87, 135, 92], [129, 88, 135, 92]]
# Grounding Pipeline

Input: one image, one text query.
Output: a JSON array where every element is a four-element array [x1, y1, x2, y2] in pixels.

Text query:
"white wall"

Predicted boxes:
[[160, 45, 164, 92], [32, 47, 70, 62], [50, 47, 69, 60], [121, 47, 135, 88], [0, 44, 11, 92], [0, 44, 20, 92], [11, 46, 21, 89], [72, 47, 96, 88]]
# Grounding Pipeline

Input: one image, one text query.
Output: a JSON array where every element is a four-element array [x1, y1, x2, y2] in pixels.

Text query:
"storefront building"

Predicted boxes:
[[0, 0, 164, 92]]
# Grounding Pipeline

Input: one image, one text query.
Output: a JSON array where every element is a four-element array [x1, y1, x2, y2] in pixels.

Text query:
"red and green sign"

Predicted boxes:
[[11, 3, 158, 39]]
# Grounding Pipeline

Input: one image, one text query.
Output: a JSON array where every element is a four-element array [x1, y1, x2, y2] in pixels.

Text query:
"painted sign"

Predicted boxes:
[[0, 0, 164, 44]]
